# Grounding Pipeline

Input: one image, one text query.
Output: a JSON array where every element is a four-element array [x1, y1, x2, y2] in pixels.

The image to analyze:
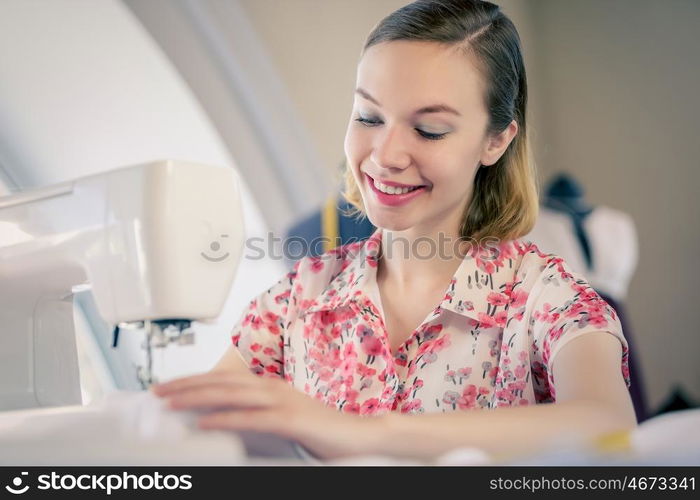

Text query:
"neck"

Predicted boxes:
[[377, 224, 470, 291]]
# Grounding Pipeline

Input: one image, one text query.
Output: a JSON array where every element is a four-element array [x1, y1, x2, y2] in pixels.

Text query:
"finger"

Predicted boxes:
[[166, 385, 274, 411], [151, 371, 251, 397]]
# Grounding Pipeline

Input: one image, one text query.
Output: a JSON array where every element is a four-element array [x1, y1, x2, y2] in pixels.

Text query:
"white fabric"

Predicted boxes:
[[524, 205, 638, 301], [631, 408, 700, 456], [0, 391, 317, 464], [0, 391, 246, 464]]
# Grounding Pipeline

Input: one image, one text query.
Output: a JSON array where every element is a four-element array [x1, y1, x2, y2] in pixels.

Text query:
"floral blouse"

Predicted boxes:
[[231, 228, 630, 415]]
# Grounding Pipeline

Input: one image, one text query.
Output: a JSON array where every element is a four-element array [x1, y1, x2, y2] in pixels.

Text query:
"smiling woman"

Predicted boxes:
[[153, 0, 637, 463], [341, 10, 536, 244]]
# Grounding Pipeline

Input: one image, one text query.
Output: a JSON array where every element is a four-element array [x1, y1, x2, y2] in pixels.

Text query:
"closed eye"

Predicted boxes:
[[354, 117, 447, 141]]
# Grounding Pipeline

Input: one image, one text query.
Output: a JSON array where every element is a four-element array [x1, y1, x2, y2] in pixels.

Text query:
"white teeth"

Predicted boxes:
[[373, 178, 420, 195]]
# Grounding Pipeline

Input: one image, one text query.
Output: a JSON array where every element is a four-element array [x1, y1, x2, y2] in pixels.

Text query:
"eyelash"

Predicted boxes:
[[354, 117, 447, 141]]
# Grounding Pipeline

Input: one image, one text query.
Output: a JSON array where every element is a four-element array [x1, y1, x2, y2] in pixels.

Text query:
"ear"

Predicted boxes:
[[480, 119, 518, 167]]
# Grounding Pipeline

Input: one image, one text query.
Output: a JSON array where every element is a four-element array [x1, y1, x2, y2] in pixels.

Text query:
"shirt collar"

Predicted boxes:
[[303, 227, 530, 323]]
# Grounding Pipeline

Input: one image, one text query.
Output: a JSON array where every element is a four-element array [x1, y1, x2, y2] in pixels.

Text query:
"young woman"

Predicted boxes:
[[152, 0, 636, 461]]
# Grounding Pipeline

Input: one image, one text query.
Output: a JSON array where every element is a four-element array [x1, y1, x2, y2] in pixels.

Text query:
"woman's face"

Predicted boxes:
[[344, 40, 509, 236]]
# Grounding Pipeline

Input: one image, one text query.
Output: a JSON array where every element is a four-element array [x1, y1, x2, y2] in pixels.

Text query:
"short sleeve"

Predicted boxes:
[[230, 262, 299, 379], [530, 256, 631, 400]]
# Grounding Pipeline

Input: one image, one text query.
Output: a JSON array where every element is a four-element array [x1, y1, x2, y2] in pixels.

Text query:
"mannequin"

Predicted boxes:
[[527, 173, 637, 303], [542, 173, 595, 270]]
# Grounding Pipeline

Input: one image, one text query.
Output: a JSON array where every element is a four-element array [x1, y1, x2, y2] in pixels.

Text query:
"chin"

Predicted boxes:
[[366, 210, 414, 232]]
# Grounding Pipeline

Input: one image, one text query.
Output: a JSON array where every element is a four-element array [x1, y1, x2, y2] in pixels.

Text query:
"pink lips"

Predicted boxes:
[[371, 177, 424, 189], [365, 173, 428, 207]]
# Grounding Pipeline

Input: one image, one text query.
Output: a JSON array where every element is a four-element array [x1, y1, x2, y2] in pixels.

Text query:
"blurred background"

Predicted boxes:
[[0, 0, 697, 418]]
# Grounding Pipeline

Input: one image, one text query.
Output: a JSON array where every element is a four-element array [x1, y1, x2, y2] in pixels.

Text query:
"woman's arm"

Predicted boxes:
[[210, 345, 250, 373], [153, 331, 636, 462], [352, 331, 637, 461]]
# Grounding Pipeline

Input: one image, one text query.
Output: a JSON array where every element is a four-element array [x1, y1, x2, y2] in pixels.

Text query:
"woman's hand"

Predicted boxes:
[[150, 369, 383, 460]]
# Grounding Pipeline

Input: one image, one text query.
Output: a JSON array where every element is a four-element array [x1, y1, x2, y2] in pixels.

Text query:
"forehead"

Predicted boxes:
[[356, 40, 486, 114]]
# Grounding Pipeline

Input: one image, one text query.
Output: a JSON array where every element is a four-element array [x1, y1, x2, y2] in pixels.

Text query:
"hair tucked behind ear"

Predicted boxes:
[[341, 0, 538, 242]]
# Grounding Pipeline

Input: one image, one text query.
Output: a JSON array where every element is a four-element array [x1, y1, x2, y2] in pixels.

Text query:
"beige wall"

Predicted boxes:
[[239, 0, 410, 188], [240, 0, 700, 410], [528, 0, 700, 411]]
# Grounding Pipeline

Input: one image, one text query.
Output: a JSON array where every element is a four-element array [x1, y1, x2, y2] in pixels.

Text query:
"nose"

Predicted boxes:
[[370, 125, 411, 172]]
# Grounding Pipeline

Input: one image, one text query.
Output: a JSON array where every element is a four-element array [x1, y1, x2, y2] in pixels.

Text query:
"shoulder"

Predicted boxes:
[[287, 237, 369, 306], [505, 239, 609, 318], [510, 239, 580, 289], [512, 240, 621, 336], [293, 237, 367, 281]]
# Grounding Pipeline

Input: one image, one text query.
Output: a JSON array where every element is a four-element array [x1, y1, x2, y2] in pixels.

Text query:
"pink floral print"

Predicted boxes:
[[232, 228, 630, 415]]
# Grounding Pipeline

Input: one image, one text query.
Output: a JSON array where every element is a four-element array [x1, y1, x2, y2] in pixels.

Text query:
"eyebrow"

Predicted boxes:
[[355, 87, 462, 117]]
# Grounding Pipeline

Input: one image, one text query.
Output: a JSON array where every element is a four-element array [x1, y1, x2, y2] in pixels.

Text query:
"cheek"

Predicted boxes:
[[343, 127, 369, 179], [343, 126, 364, 163], [425, 144, 481, 181], [342, 125, 353, 160], [423, 160, 479, 198]]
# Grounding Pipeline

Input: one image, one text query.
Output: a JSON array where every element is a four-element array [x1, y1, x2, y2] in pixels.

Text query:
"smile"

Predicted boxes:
[[365, 173, 428, 207]]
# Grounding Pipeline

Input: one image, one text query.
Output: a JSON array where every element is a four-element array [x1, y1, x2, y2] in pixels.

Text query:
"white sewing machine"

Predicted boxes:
[[0, 160, 311, 464], [0, 160, 245, 410]]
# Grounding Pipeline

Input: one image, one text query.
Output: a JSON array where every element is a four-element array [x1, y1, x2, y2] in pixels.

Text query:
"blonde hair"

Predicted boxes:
[[340, 0, 538, 242]]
